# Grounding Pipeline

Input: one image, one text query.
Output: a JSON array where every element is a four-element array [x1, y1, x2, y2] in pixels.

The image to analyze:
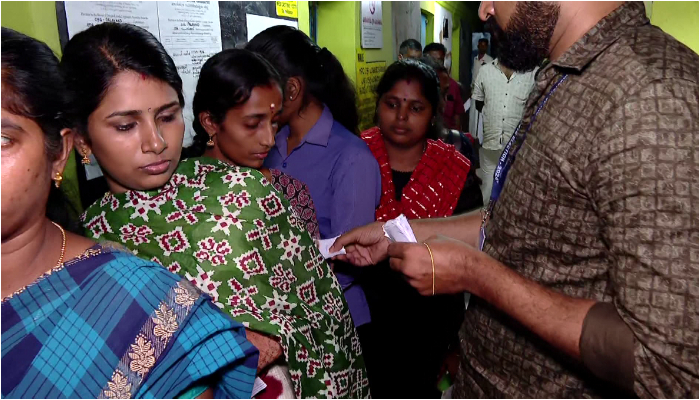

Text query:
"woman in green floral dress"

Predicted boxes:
[[61, 23, 369, 398]]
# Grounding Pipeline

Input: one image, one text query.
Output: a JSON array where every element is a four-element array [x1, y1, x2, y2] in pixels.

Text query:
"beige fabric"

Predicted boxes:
[[472, 60, 537, 151]]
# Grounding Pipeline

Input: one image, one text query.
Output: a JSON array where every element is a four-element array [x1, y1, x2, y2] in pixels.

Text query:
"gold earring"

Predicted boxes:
[[206, 135, 215, 147], [53, 172, 63, 188], [81, 149, 91, 165]]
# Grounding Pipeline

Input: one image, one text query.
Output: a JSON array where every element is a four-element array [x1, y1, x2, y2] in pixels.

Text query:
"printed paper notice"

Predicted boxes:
[[157, 1, 223, 147], [64, 1, 160, 39], [356, 49, 386, 131], [361, 1, 383, 49]]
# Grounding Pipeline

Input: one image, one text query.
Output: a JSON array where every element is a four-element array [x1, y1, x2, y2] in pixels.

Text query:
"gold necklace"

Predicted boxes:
[[2, 221, 67, 303]]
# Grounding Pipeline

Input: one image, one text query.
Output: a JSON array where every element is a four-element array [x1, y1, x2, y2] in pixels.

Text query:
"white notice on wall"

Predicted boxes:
[[245, 14, 298, 42], [157, 1, 222, 147], [361, 1, 383, 49], [64, 1, 160, 39]]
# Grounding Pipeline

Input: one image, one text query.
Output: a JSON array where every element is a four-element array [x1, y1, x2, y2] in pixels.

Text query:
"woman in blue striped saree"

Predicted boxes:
[[0, 27, 258, 399]]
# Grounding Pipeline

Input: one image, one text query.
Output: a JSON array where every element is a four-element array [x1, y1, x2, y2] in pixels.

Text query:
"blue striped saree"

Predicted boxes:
[[1, 244, 258, 399]]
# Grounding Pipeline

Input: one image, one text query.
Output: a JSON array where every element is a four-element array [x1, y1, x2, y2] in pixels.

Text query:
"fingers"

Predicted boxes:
[[329, 233, 352, 252], [389, 257, 403, 272], [330, 224, 373, 251]]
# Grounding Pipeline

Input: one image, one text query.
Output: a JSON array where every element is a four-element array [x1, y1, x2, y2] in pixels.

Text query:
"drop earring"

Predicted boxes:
[[207, 135, 215, 147], [53, 171, 63, 188], [81, 148, 91, 165]]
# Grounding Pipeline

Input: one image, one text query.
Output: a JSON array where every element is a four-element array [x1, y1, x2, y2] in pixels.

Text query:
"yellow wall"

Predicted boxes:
[[1, 1, 61, 55], [317, 1, 358, 83], [651, 1, 699, 53], [297, 1, 311, 35]]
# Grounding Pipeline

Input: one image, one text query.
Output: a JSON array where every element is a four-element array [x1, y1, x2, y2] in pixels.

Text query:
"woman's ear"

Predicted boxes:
[[74, 134, 92, 159], [285, 77, 302, 102], [53, 128, 75, 177], [198, 111, 219, 136]]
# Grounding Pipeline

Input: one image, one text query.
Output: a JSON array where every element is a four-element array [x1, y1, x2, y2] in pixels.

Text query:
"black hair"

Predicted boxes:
[[420, 55, 448, 74], [1, 28, 81, 233], [59, 23, 184, 139], [246, 26, 359, 134], [423, 42, 447, 56], [375, 59, 443, 140], [183, 49, 283, 158], [478, 38, 489, 45], [399, 39, 422, 56]]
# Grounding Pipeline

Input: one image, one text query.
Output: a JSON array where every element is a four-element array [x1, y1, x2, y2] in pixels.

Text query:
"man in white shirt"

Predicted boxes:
[[469, 38, 494, 144], [472, 58, 536, 203]]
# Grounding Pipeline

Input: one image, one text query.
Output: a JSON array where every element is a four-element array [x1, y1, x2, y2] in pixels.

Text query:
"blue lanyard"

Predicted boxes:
[[479, 74, 568, 250]]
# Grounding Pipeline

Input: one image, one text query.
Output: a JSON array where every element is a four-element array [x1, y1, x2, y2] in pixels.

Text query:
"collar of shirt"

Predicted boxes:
[[552, 2, 648, 72], [273, 105, 334, 156]]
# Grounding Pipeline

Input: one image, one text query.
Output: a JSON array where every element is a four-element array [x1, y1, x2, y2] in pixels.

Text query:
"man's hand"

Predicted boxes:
[[330, 221, 390, 266], [387, 235, 483, 296]]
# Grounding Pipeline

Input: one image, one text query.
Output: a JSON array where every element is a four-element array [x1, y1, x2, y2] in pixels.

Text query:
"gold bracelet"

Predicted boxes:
[[424, 242, 435, 296]]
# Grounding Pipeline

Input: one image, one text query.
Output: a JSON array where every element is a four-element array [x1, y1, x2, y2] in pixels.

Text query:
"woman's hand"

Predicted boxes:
[[245, 329, 283, 372]]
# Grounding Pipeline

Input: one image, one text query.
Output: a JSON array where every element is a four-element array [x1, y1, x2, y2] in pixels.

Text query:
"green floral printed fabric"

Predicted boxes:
[[82, 157, 369, 398]]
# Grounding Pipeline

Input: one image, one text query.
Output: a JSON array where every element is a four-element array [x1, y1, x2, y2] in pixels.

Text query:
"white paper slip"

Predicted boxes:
[[383, 214, 418, 243], [316, 236, 347, 259], [252, 377, 267, 397]]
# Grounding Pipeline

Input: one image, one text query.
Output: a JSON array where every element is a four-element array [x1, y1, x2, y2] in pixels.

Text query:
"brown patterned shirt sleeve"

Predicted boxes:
[[587, 76, 699, 397]]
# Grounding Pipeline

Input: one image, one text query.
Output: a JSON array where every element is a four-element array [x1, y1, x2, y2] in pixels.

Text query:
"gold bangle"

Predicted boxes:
[[424, 243, 435, 296]]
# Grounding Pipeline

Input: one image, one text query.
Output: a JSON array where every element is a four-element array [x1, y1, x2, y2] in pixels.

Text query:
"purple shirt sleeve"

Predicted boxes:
[[329, 149, 381, 237]]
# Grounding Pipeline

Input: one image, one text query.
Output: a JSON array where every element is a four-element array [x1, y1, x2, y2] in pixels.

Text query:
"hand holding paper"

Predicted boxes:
[[382, 214, 417, 243], [316, 237, 347, 259]]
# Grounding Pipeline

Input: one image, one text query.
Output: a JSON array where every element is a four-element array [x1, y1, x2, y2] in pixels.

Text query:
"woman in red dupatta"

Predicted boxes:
[[358, 60, 481, 399]]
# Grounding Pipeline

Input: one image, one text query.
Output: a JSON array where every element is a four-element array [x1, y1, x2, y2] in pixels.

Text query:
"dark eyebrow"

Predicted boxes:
[[243, 113, 268, 120], [154, 101, 181, 115], [1, 119, 24, 132], [106, 109, 142, 119], [105, 101, 180, 119]]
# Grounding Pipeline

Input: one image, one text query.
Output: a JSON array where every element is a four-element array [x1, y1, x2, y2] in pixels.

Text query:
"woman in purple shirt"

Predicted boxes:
[[247, 25, 382, 382]]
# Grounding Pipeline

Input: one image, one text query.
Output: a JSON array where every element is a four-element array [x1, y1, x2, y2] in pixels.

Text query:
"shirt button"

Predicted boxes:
[[282, 162, 287, 168]]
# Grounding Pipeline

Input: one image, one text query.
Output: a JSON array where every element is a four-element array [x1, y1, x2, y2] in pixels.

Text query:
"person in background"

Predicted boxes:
[[420, 55, 483, 212], [424, 42, 465, 131], [472, 57, 536, 204], [1, 27, 258, 399], [398, 38, 423, 61], [333, 1, 699, 398], [468, 37, 494, 144], [246, 26, 381, 386], [61, 23, 369, 398], [183, 49, 320, 240], [359, 59, 474, 398]]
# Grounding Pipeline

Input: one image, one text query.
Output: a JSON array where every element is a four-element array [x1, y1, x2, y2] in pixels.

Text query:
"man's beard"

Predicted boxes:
[[487, 2, 560, 72]]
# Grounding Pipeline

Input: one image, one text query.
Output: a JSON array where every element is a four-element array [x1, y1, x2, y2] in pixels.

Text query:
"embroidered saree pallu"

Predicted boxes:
[[82, 157, 370, 398]]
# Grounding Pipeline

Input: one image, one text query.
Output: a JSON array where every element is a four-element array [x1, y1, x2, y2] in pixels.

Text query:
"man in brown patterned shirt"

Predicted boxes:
[[333, 1, 698, 397]]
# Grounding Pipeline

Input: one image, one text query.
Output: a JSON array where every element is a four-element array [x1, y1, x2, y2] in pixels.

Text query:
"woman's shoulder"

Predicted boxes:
[[92, 244, 183, 284], [428, 139, 470, 169], [329, 121, 372, 150]]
